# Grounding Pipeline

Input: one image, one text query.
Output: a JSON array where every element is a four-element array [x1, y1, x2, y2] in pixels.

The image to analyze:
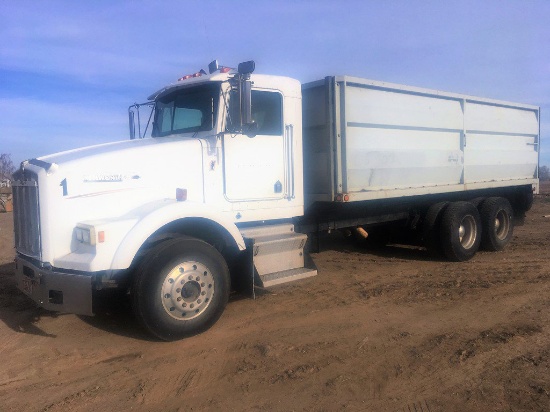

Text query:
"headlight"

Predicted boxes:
[[75, 225, 96, 245]]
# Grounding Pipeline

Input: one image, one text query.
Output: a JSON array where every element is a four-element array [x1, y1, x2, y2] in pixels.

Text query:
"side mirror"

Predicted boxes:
[[128, 101, 155, 139], [241, 80, 253, 126], [244, 121, 258, 138], [208, 60, 219, 74], [129, 110, 135, 140], [227, 81, 255, 135], [226, 60, 256, 135], [238, 61, 255, 75]]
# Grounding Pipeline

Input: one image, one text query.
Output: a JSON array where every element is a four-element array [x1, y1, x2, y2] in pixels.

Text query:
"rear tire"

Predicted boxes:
[[513, 189, 534, 215], [423, 201, 449, 257], [479, 197, 514, 251], [133, 237, 230, 341], [440, 202, 481, 261], [470, 197, 486, 208]]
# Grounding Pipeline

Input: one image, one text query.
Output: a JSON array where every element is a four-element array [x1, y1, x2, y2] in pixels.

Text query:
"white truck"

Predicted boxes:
[[13, 61, 540, 340]]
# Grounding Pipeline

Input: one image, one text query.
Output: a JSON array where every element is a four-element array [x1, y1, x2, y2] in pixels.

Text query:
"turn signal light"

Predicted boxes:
[[335, 193, 350, 202]]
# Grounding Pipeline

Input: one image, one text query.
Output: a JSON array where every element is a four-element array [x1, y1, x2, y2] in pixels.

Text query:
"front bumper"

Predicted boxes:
[[15, 255, 94, 316]]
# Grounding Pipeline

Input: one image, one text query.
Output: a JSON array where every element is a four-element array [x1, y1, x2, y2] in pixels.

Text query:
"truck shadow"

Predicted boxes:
[[79, 289, 253, 341], [0, 262, 152, 340], [0, 259, 257, 341], [315, 232, 442, 262], [0, 262, 58, 337], [78, 290, 157, 341], [359, 244, 439, 262]]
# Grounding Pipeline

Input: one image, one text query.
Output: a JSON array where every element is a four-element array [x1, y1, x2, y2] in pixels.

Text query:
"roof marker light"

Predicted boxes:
[[177, 69, 206, 81]]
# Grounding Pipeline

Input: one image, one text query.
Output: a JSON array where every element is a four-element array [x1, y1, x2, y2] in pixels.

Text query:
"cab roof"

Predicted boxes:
[[148, 71, 301, 101]]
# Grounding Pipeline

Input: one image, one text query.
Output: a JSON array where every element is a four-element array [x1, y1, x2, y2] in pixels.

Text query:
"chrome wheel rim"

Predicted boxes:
[[458, 215, 477, 249], [494, 210, 510, 240], [161, 261, 214, 320]]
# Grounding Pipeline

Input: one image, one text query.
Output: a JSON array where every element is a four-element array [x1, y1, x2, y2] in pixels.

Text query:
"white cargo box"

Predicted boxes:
[[303, 76, 540, 204]]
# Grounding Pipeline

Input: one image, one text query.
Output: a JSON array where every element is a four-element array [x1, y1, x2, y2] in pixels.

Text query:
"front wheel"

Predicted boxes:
[[133, 237, 230, 341]]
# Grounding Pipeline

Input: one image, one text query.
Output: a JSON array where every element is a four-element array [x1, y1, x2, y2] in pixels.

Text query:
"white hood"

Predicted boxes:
[[34, 136, 204, 201]]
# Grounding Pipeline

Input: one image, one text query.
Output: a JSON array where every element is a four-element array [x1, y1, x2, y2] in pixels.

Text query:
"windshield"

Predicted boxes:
[[153, 83, 220, 137]]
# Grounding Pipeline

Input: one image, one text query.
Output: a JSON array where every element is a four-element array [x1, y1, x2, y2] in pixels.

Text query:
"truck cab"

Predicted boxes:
[[129, 60, 305, 222], [13, 61, 316, 340]]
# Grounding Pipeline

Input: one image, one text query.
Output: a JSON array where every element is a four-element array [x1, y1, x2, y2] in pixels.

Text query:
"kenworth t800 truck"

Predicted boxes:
[[13, 61, 540, 340]]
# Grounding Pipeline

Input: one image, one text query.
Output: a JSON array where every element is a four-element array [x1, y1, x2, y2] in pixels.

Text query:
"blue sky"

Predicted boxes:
[[1, 0, 549, 167]]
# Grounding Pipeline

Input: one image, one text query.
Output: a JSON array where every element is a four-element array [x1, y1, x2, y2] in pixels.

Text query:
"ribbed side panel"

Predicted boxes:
[[12, 176, 41, 260]]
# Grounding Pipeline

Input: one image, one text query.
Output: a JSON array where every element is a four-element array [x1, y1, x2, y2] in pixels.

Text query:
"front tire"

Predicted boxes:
[[133, 237, 230, 341], [440, 202, 481, 261]]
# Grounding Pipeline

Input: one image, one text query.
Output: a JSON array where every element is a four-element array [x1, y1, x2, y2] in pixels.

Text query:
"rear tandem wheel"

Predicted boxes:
[[439, 201, 482, 262], [423, 201, 450, 257], [479, 197, 514, 251]]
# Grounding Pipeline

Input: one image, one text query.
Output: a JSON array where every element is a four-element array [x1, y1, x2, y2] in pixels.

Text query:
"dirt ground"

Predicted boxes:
[[1, 183, 549, 412]]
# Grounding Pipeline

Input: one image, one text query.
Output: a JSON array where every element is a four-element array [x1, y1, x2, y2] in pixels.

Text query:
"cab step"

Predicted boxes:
[[240, 223, 317, 288], [260, 267, 318, 288]]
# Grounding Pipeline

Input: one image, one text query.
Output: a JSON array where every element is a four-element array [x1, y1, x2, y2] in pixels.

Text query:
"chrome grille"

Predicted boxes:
[[12, 173, 41, 260]]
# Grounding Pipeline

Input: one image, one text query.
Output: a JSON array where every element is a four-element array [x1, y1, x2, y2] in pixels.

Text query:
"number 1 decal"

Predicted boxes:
[[60, 178, 68, 196]]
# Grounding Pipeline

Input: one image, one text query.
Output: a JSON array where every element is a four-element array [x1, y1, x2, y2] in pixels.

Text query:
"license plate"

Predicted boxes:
[[21, 276, 33, 296]]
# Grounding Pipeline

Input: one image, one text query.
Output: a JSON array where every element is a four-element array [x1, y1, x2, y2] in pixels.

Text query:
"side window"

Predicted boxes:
[[251, 91, 282, 135], [157, 100, 174, 134], [227, 90, 283, 135]]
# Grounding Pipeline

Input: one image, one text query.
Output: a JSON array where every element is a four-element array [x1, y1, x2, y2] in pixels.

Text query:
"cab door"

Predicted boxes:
[[223, 90, 290, 201]]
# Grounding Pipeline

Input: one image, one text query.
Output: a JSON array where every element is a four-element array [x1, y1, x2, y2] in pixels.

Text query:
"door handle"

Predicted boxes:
[[284, 124, 295, 199]]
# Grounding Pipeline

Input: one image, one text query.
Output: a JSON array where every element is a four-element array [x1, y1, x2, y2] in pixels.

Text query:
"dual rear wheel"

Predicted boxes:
[[424, 197, 514, 261], [479, 197, 514, 251]]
